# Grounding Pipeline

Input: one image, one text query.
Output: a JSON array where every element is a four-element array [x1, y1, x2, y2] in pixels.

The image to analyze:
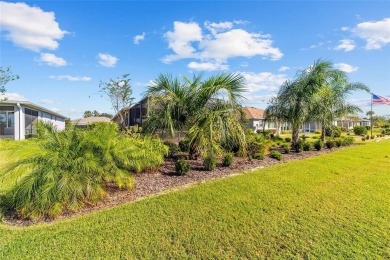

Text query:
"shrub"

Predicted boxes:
[[222, 153, 233, 167], [365, 126, 371, 130], [314, 140, 323, 151], [353, 126, 368, 135], [253, 153, 265, 160], [272, 135, 284, 142], [293, 140, 304, 153], [203, 155, 216, 171], [284, 137, 291, 143], [270, 151, 283, 161], [326, 140, 335, 149], [1, 122, 168, 219], [178, 139, 190, 152], [314, 130, 321, 134], [246, 140, 267, 156], [366, 135, 370, 139], [303, 142, 313, 151], [164, 141, 181, 158], [361, 137, 366, 141], [281, 143, 290, 154], [175, 159, 190, 176], [325, 126, 341, 138], [343, 137, 354, 146], [334, 138, 343, 147]]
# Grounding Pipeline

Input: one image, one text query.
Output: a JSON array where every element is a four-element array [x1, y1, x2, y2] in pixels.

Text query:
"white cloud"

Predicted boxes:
[[0, 1, 67, 51], [188, 61, 228, 71], [162, 21, 282, 68], [49, 75, 92, 81], [40, 99, 55, 104], [133, 32, 145, 44], [340, 27, 349, 31], [38, 53, 67, 66], [98, 53, 118, 67], [240, 62, 249, 67], [163, 21, 203, 63], [240, 72, 288, 92], [278, 66, 290, 72], [334, 63, 359, 73], [0, 92, 28, 101], [353, 18, 390, 50], [334, 39, 356, 52], [204, 21, 233, 35]]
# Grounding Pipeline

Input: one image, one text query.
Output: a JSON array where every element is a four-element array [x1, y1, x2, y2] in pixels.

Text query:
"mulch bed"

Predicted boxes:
[[3, 146, 354, 227]]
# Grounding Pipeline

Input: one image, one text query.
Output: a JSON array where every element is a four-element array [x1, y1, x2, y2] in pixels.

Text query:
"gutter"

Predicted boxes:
[[17, 103, 22, 140]]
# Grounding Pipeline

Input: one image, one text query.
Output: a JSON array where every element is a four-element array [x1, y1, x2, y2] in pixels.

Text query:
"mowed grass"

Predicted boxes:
[[0, 140, 389, 258]]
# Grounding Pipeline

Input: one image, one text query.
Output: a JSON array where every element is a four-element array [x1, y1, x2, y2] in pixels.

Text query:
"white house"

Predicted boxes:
[[0, 100, 66, 140]]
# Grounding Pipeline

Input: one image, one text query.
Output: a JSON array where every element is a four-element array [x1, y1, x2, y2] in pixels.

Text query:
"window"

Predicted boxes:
[[0, 106, 14, 136]]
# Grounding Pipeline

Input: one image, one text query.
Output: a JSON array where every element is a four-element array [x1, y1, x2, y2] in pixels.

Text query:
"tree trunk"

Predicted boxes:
[[321, 125, 326, 142], [292, 124, 300, 145]]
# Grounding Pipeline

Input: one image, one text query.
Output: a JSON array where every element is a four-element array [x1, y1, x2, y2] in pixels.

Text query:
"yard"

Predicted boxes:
[[0, 139, 389, 258]]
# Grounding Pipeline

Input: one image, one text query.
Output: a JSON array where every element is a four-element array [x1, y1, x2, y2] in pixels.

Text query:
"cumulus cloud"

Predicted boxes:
[[163, 21, 203, 63], [0, 92, 28, 101], [98, 53, 118, 67], [278, 66, 290, 72], [334, 63, 359, 73], [38, 53, 67, 66], [353, 18, 390, 50], [334, 39, 356, 51], [133, 32, 145, 44], [240, 72, 288, 92], [0, 1, 67, 51], [162, 21, 282, 69], [188, 61, 228, 71], [49, 75, 92, 81]]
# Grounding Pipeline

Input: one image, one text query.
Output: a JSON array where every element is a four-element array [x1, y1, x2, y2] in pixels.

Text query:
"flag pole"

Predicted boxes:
[[370, 93, 373, 138]]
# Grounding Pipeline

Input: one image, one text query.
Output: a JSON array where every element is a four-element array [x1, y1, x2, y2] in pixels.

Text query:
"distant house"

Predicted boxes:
[[0, 100, 66, 140], [112, 97, 148, 127], [242, 106, 282, 132], [74, 116, 112, 128]]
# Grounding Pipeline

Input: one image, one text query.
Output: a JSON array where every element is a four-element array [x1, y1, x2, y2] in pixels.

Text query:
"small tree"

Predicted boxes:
[[83, 111, 92, 118], [0, 66, 19, 101], [99, 74, 134, 128]]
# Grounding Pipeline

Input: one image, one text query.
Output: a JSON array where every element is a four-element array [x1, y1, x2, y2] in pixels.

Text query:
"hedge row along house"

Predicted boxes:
[[0, 99, 66, 140], [242, 106, 371, 133]]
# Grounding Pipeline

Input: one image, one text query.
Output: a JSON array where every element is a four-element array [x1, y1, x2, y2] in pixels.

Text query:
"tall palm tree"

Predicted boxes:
[[312, 82, 370, 141], [264, 97, 287, 135], [144, 73, 247, 156]]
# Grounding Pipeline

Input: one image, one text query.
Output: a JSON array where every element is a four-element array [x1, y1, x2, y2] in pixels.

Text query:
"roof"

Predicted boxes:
[[74, 117, 112, 126], [242, 107, 265, 119], [0, 100, 67, 119]]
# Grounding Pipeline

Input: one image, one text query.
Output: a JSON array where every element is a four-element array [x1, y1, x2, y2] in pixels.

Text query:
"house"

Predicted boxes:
[[0, 100, 66, 140], [74, 116, 111, 128], [112, 97, 148, 127], [242, 107, 281, 132]]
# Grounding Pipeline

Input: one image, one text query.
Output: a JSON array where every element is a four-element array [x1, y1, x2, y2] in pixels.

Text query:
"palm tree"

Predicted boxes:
[[144, 73, 247, 156], [312, 82, 370, 141], [264, 97, 287, 136]]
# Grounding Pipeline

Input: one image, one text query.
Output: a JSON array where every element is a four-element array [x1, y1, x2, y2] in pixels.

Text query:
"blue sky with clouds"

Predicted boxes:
[[1, 1, 389, 118]]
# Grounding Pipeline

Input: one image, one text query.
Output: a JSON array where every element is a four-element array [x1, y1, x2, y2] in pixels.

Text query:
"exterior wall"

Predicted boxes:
[[39, 111, 65, 131]]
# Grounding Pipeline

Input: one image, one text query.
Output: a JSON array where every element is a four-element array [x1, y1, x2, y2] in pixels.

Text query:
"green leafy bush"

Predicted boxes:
[[270, 150, 283, 161], [353, 126, 368, 135], [361, 137, 366, 141], [222, 153, 233, 167], [326, 140, 335, 149], [293, 140, 304, 153], [203, 155, 216, 171], [314, 130, 321, 134], [314, 140, 323, 151], [175, 159, 190, 176], [281, 143, 290, 154], [253, 153, 265, 160], [343, 137, 354, 146], [325, 126, 341, 138], [334, 138, 343, 147], [1, 122, 167, 220], [303, 142, 313, 151], [179, 139, 190, 152], [164, 141, 181, 158], [284, 137, 291, 143]]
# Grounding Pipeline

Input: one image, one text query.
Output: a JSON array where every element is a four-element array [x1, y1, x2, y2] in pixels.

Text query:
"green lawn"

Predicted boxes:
[[0, 140, 389, 258]]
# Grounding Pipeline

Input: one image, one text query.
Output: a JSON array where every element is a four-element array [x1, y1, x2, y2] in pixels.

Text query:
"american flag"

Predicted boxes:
[[372, 94, 390, 105]]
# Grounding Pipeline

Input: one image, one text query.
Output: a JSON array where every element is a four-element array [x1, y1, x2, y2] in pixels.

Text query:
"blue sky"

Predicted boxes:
[[1, 0, 389, 118]]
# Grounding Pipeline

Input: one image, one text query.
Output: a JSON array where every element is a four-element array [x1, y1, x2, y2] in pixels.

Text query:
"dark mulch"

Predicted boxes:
[[4, 146, 351, 226]]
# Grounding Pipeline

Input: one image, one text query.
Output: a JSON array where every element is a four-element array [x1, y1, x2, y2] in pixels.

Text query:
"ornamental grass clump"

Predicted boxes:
[[270, 150, 283, 161], [203, 155, 216, 171], [1, 122, 167, 220], [303, 142, 313, 151]]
